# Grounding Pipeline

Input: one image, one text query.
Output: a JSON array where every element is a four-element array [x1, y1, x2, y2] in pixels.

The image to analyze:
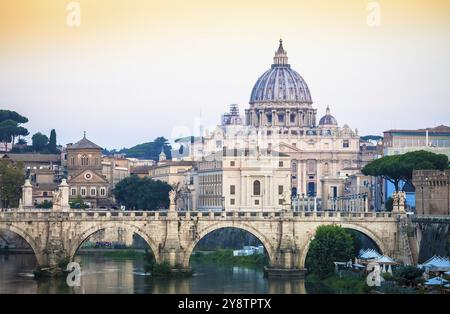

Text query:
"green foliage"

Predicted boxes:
[[0, 110, 29, 151], [362, 150, 449, 192], [392, 265, 424, 287], [35, 200, 53, 209], [306, 225, 354, 278], [70, 195, 88, 209], [113, 175, 172, 210], [152, 261, 172, 275], [360, 135, 383, 141], [307, 273, 368, 294], [31, 132, 49, 152], [385, 197, 393, 212], [190, 249, 268, 267], [119, 137, 172, 161], [48, 129, 59, 153], [0, 160, 25, 208]]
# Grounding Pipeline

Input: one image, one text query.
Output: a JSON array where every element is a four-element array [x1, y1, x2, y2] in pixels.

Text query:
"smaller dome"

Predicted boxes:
[[319, 106, 338, 126]]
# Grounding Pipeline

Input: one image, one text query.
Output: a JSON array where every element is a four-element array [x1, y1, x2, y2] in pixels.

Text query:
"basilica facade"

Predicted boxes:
[[180, 40, 361, 210]]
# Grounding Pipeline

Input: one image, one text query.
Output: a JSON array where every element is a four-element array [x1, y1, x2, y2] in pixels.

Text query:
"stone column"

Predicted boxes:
[[264, 175, 269, 209], [52, 179, 70, 212], [272, 110, 276, 127], [59, 179, 70, 211], [20, 179, 33, 210], [286, 109, 290, 127], [240, 175, 245, 207]]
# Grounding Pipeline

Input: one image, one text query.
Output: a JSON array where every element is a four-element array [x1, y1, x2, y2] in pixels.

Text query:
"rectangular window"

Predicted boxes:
[[90, 188, 96, 196], [80, 187, 86, 196], [279, 161, 284, 167], [230, 199, 235, 205], [230, 185, 235, 195], [71, 188, 77, 196], [100, 188, 106, 196], [278, 185, 284, 195], [343, 140, 349, 148], [279, 199, 284, 205], [278, 114, 284, 123], [254, 199, 259, 205], [230, 161, 235, 167]]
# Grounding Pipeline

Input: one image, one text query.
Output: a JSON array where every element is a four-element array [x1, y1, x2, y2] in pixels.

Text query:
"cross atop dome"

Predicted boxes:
[[273, 39, 288, 66]]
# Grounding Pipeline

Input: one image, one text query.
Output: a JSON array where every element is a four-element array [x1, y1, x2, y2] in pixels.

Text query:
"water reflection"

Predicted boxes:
[[1, 254, 312, 294]]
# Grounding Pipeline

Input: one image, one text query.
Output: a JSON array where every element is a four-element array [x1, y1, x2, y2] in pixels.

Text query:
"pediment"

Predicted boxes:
[[68, 170, 108, 184], [273, 142, 301, 153]]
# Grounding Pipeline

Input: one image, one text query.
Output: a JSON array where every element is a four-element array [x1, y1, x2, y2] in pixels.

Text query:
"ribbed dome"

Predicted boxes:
[[249, 40, 312, 105], [319, 106, 338, 126]]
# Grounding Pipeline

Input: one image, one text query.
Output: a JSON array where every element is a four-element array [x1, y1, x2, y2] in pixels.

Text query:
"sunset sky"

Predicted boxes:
[[1, 0, 449, 149]]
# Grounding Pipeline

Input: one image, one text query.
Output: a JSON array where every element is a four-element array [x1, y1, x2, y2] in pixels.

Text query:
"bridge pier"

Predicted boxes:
[[35, 240, 70, 277], [265, 211, 306, 278], [35, 215, 71, 277], [159, 209, 192, 274]]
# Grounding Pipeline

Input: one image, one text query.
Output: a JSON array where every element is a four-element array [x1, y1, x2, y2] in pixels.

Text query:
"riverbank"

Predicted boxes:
[[306, 273, 369, 294], [79, 249, 146, 259], [190, 249, 268, 267]]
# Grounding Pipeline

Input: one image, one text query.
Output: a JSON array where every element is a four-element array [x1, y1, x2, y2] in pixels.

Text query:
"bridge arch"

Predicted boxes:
[[69, 222, 160, 262], [298, 223, 387, 269], [182, 221, 276, 268], [0, 224, 45, 265]]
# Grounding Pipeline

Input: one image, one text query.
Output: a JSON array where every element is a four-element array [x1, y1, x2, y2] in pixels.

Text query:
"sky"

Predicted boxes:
[[1, 0, 449, 149]]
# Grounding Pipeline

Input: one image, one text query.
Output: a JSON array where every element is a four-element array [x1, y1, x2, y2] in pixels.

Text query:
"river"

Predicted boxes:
[[0, 253, 341, 294]]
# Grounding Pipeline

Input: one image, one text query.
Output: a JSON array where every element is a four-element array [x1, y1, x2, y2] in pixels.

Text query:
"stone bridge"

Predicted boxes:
[[0, 208, 407, 276]]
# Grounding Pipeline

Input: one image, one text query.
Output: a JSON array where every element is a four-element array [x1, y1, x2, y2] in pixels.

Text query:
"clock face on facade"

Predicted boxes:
[[84, 172, 93, 181]]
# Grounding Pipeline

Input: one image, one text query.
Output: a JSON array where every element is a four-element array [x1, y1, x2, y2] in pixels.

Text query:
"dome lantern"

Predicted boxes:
[[273, 39, 288, 66]]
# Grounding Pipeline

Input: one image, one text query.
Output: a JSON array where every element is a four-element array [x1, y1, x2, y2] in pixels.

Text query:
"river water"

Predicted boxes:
[[0, 254, 337, 294]]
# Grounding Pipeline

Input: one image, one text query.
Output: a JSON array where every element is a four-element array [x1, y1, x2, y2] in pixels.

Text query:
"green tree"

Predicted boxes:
[[393, 265, 424, 287], [113, 175, 172, 210], [47, 129, 59, 153], [32, 132, 49, 152], [0, 110, 29, 151], [70, 195, 88, 209], [0, 160, 25, 208], [362, 150, 448, 192], [17, 138, 27, 145], [306, 225, 354, 278], [119, 137, 172, 161]]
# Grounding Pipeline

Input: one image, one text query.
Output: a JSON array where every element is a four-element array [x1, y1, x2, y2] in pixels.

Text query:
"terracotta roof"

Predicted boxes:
[[130, 165, 152, 174], [2, 153, 61, 163], [68, 136, 102, 150]]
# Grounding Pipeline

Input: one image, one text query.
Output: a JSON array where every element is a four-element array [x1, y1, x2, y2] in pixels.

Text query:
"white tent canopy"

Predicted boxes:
[[375, 255, 398, 265], [424, 276, 449, 286], [419, 256, 450, 272], [358, 249, 382, 260]]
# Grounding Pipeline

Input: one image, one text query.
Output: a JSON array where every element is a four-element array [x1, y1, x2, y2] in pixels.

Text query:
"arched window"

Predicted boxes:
[[81, 155, 89, 166], [253, 180, 261, 196]]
